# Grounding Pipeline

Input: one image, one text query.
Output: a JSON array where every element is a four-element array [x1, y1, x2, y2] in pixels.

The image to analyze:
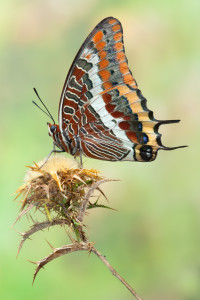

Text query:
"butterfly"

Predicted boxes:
[[34, 17, 185, 165]]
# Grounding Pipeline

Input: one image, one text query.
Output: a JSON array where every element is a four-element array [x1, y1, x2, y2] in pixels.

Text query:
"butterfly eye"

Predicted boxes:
[[50, 125, 56, 133]]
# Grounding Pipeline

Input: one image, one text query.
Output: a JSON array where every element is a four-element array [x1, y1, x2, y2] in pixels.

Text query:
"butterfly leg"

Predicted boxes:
[[70, 135, 83, 169], [73, 148, 83, 169], [79, 150, 83, 169], [53, 142, 56, 152], [77, 136, 83, 169], [39, 147, 65, 170]]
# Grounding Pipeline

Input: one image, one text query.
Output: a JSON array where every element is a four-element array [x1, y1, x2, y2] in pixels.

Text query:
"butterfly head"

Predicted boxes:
[[48, 123, 57, 137], [47, 122, 64, 151]]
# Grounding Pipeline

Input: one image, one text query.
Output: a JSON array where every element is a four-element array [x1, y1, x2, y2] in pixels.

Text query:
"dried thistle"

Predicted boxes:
[[14, 155, 112, 243], [14, 155, 143, 300]]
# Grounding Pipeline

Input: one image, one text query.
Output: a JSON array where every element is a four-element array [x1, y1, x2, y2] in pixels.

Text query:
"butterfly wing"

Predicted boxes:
[[59, 17, 182, 161]]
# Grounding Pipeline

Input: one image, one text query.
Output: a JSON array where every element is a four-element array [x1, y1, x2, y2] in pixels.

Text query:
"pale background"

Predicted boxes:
[[1, 0, 200, 299]]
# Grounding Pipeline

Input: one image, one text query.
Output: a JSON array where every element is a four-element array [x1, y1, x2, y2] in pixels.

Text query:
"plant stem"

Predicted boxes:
[[91, 246, 143, 300]]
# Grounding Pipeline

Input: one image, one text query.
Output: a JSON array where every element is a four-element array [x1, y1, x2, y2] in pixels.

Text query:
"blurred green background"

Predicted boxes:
[[1, 0, 200, 299]]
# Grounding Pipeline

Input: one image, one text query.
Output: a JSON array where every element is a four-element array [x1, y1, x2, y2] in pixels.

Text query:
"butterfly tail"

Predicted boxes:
[[155, 119, 188, 150]]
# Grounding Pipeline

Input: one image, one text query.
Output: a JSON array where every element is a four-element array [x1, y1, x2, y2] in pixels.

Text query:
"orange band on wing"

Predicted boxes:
[[99, 69, 111, 81], [98, 59, 109, 69], [99, 50, 107, 60], [114, 32, 122, 41], [96, 41, 106, 51], [112, 24, 121, 32], [108, 19, 117, 24], [93, 31, 103, 44]]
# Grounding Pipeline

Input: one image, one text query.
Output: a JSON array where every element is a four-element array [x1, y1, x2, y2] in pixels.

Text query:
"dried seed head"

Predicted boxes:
[[15, 155, 111, 226]]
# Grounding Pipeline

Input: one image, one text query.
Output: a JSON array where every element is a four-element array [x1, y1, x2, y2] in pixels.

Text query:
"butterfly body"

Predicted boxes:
[[47, 17, 185, 163]]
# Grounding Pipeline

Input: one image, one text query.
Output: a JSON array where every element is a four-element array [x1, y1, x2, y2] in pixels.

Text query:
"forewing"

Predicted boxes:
[[58, 17, 118, 130]]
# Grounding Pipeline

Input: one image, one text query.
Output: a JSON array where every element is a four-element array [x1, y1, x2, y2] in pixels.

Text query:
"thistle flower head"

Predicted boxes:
[[16, 155, 109, 220], [14, 155, 113, 246]]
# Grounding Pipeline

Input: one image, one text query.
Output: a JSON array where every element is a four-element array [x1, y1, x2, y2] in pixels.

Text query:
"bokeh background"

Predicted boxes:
[[1, 0, 200, 299]]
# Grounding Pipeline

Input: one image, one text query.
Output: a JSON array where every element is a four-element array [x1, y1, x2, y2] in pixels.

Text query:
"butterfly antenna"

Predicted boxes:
[[32, 100, 54, 120], [33, 88, 55, 124]]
